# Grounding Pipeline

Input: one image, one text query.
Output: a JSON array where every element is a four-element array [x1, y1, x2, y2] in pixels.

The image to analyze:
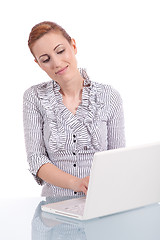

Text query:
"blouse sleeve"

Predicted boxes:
[[23, 87, 52, 185], [107, 87, 125, 149]]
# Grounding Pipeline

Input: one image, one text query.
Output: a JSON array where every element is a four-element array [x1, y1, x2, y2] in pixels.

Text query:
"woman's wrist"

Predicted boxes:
[[68, 175, 79, 191]]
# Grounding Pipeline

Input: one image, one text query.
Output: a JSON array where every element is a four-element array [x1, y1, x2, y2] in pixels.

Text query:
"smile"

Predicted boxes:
[[55, 66, 68, 75]]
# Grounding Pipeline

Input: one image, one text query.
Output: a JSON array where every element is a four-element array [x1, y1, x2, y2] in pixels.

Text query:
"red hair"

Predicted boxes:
[[28, 21, 72, 56]]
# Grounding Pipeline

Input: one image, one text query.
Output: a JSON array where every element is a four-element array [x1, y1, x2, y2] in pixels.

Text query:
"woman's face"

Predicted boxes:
[[32, 31, 78, 84]]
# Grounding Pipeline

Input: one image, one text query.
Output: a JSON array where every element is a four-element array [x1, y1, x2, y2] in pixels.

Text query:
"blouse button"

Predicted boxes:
[[73, 164, 76, 167], [73, 152, 76, 155], [74, 192, 77, 194], [73, 139, 76, 143], [73, 134, 76, 138]]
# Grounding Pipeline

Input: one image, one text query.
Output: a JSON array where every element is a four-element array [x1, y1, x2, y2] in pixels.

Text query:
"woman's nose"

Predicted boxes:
[[50, 55, 61, 69]]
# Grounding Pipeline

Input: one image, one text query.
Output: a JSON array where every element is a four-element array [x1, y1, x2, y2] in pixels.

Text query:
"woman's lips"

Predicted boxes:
[[55, 66, 68, 75]]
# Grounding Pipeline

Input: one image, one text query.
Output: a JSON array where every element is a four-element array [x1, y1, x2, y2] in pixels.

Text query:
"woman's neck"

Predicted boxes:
[[58, 71, 84, 115], [59, 71, 84, 98]]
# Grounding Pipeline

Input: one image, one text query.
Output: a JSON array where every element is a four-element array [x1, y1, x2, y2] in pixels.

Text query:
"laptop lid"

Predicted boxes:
[[83, 142, 160, 220]]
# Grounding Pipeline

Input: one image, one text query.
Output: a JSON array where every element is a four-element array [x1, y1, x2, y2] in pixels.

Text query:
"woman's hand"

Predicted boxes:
[[70, 176, 90, 195]]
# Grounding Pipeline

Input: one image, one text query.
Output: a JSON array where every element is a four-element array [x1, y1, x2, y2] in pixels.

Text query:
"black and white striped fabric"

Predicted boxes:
[[23, 68, 125, 197]]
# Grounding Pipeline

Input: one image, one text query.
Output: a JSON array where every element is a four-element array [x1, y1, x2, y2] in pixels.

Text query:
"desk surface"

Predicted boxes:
[[0, 197, 160, 240]]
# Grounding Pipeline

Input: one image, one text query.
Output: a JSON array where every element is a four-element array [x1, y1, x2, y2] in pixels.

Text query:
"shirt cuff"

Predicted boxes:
[[28, 154, 51, 185]]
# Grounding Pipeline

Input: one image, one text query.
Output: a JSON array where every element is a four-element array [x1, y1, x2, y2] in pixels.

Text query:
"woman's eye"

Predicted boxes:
[[57, 49, 65, 54], [43, 58, 50, 63]]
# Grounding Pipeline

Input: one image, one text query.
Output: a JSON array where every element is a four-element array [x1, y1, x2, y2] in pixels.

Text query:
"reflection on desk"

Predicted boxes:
[[32, 200, 160, 240]]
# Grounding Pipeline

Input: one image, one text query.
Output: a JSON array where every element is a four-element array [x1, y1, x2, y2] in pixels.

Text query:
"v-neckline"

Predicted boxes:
[[60, 89, 85, 117], [51, 68, 93, 121]]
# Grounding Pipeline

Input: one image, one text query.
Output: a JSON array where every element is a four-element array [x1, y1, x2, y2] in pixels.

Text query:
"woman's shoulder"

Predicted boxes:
[[92, 80, 121, 99], [91, 81, 123, 111], [23, 80, 53, 99]]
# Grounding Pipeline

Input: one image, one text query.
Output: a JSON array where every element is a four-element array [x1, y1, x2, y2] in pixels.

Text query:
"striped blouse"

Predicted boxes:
[[23, 68, 125, 197]]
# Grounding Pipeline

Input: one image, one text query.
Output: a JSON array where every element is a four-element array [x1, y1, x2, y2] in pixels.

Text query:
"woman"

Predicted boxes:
[[23, 21, 125, 198]]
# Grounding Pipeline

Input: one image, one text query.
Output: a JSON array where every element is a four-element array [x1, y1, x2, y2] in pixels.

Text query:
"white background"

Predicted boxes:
[[0, 0, 160, 198]]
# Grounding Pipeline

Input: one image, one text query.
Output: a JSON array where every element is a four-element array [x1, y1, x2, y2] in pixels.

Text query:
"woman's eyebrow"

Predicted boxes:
[[39, 44, 63, 59], [39, 54, 49, 59], [54, 44, 63, 50]]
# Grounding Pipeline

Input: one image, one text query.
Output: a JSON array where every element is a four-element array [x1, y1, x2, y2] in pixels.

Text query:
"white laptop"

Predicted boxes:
[[41, 142, 160, 220]]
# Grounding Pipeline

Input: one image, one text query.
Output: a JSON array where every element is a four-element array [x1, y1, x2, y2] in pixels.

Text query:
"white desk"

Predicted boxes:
[[0, 197, 160, 239]]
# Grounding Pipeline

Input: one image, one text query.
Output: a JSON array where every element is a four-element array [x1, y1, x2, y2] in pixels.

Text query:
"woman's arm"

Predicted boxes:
[[23, 86, 89, 194], [38, 163, 89, 195], [107, 87, 125, 149]]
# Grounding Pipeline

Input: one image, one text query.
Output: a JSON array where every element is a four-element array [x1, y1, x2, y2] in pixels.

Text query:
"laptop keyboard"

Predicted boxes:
[[62, 198, 86, 215]]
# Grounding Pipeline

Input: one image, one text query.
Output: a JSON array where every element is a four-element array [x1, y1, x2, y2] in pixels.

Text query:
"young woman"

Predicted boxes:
[[23, 21, 125, 198]]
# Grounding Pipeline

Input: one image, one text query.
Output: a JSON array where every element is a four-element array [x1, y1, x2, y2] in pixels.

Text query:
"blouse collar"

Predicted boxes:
[[37, 68, 105, 151]]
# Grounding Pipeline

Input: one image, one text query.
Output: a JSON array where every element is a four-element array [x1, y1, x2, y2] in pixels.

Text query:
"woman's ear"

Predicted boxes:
[[34, 58, 41, 66], [71, 38, 77, 54]]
